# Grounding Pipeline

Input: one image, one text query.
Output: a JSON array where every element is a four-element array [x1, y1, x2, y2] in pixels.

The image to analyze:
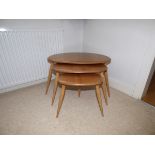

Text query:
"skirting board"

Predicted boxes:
[[0, 78, 49, 94], [109, 77, 135, 98]]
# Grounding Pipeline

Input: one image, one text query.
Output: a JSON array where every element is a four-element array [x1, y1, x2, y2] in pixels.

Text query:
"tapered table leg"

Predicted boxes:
[[78, 89, 81, 97], [104, 70, 110, 97], [100, 72, 108, 105], [56, 85, 66, 118], [51, 72, 59, 105], [95, 85, 104, 116], [101, 73, 108, 105], [45, 63, 54, 94]]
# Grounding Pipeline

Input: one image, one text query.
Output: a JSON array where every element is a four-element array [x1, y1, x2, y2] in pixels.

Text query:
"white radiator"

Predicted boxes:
[[0, 29, 63, 91]]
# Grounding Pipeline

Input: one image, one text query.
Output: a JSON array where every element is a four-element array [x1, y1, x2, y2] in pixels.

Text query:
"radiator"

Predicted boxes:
[[0, 29, 63, 91]]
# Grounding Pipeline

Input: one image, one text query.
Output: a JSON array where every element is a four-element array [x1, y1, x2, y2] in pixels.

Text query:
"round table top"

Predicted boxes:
[[53, 63, 107, 73], [48, 52, 111, 65], [59, 73, 102, 86]]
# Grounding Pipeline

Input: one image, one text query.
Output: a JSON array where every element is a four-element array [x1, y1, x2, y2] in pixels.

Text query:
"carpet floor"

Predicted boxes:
[[0, 81, 155, 135]]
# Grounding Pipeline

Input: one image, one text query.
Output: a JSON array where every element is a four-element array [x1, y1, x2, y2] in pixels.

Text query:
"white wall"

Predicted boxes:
[[0, 19, 84, 51], [83, 20, 155, 98]]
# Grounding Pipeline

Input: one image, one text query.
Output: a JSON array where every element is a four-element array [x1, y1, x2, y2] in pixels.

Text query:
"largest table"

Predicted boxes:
[[45, 52, 111, 94]]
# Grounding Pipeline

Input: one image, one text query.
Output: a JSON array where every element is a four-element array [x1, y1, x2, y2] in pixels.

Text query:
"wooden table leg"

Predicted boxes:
[[95, 85, 104, 116], [51, 72, 59, 105], [45, 63, 54, 94], [104, 70, 110, 97], [100, 72, 108, 105], [78, 89, 81, 97], [56, 85, 66, 118]]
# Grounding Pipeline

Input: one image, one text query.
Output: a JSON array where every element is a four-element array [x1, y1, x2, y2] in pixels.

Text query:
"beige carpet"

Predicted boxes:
[[0, 81, 155, 135]]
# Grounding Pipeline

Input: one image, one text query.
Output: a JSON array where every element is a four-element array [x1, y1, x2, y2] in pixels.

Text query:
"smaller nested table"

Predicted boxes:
[[55, 73, 104, 117]]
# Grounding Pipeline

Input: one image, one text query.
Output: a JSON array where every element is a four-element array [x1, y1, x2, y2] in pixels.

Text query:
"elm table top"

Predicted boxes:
[[53, 63, 107, 73], [58, 73, 102, 86], [48, 52, 111, 65]]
